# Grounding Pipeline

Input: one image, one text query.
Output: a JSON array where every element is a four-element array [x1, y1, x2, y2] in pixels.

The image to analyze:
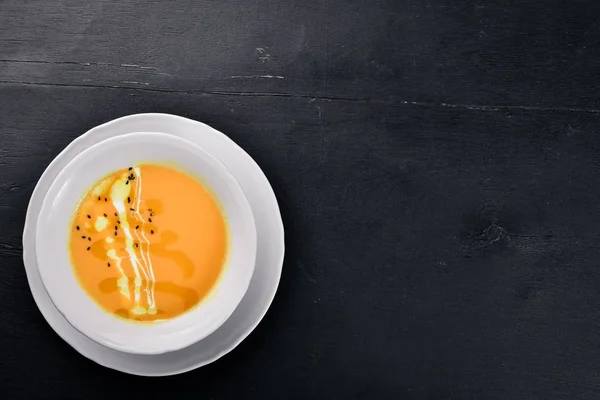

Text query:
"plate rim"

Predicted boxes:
[[22, 113, 285, 376]]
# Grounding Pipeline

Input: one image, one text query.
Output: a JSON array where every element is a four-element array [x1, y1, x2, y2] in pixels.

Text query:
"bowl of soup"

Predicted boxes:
[[36, 132, 257, 355]]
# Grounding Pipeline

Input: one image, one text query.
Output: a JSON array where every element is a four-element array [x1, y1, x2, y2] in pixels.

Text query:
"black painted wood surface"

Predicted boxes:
[[2, 0, 600, 398]]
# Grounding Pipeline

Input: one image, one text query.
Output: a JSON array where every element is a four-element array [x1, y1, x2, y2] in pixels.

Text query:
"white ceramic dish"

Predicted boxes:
[[36, 131, 257, 355], [23, 113, 284, 375]]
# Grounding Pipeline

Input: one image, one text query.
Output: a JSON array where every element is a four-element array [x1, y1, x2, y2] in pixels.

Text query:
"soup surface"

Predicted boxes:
[[69, 164, 228, 322]]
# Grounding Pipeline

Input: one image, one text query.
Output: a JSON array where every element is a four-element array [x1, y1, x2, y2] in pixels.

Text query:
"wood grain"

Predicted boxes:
[[2, 0, 600, 399]]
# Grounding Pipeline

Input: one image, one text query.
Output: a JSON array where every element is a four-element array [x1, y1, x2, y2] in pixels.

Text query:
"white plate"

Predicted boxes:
[[23, 113, 284, 375], [37, 132, 257, 355]]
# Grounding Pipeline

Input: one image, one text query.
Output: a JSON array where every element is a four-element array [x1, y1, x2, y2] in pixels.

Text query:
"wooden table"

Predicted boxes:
[[2, 0, 600, 398]]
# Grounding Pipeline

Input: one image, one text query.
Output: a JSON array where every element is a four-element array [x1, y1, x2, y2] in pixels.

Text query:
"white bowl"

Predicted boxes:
[[35, 131, 257, 355]]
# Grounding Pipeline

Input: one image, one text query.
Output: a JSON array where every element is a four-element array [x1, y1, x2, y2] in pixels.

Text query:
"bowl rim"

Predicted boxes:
[[35, 131, 257, 355]]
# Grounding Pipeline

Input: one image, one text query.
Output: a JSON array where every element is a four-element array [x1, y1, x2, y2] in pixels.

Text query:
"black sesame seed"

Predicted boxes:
[[103, 213, 107, 217], [87, 215, 91, 219], [130, 208, 134, 211], [125, 180, 129, 185], [129, 167, 132, 171], [135, 225, 139, 230], [150, 230, 154, 234], [127, 197, 131, 203], [88, 237, 91, 242], [97, 196, 101, 200], [107, 262, 111, 267], [150, 212, 154, 217], [114, 212, 118, 217], [148, 218, 152, 223], [104, 197, 107, 202], [86, 247, 90, 251], [135, 243, 139, 248], [81, 235, 86, 239], [115, 226, 118, 230], [114, 231, 117, 236], [76, 226, 80, 230]]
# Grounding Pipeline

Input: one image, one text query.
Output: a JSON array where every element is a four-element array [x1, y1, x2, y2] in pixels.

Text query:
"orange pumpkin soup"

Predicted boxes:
[[69, 164, 228, 322]]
